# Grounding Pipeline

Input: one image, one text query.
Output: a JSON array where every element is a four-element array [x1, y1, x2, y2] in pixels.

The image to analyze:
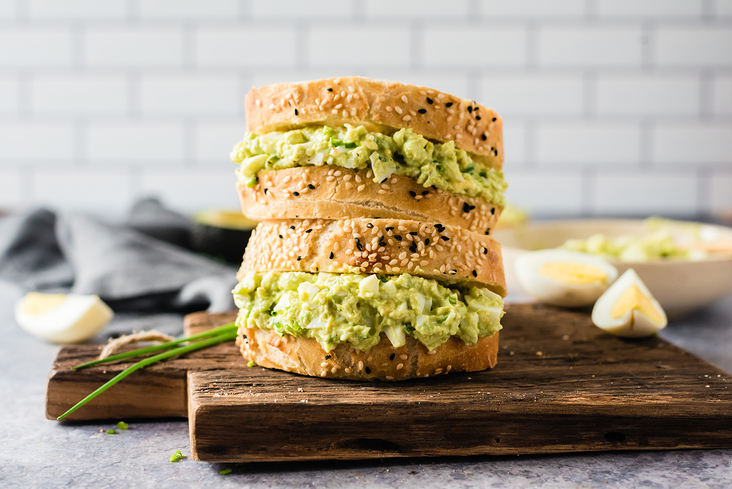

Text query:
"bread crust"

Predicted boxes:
[[238, 217, 507, 296], [245, 76, 504, 170], [239, 324, 499, 381], [238, 166, 502, 235]]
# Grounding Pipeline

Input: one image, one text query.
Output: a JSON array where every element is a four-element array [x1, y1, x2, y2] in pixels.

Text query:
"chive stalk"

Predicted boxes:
[[58, 330, 237, 420], [73, 322, 237, 370]]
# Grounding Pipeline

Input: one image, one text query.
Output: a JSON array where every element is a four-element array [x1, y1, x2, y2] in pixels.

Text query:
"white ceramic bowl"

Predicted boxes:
[[493, 219, 732, 318]]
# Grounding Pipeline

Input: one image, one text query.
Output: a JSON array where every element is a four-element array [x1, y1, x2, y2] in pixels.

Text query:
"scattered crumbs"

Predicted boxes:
[[706, 385, 711, 388], [509, 351, 514, 356], [106, 429, 117, 435], [536, 351, 543, 356], [297, 387, 303, 392], [562, 335, 570, 341], [220, 468, 233, 475], [592, 374, 595, 377], [300, 399, 308, 403]]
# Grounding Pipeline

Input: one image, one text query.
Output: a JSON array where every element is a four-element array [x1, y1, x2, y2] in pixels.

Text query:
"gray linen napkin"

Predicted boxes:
[[0, 201, 238, 337]]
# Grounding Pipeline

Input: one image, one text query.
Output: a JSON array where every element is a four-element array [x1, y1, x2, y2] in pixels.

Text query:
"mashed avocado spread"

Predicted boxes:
[[233, 271, 504, 352], [230, 125, 507, 206]]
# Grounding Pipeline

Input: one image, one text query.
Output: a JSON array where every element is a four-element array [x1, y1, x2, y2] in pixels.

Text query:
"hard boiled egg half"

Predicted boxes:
[[514, 249, 618, 307], [592, 269, 667, 338], [15, 292, 114, 343]]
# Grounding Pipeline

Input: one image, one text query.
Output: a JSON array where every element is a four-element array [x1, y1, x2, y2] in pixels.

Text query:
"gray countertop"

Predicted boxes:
[[1, 281, 732, 488]]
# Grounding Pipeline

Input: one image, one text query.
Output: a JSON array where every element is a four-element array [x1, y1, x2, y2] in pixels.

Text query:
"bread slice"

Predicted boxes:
[[237, 217, 507, 296], [245, 76, 504, 170], [239, 324, 498, 381], [238, 166, 502, 235]]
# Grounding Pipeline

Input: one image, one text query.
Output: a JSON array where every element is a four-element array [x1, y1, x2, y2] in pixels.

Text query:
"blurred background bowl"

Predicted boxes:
[[493, 219, 732, 318]]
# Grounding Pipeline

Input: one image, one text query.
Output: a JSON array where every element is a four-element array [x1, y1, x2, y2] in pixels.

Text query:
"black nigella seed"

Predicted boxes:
[[441, 236, 449, 241], [365, 367, 371, 374], [327, 88, 333, 92], [390, 353, 396, 361], [290, 225, 295, 230], [306, 229, 312, 233], [409, 231, 418, 236], [418, 108, 426, 114], [422, 191, 429, 196], [463, 203, 475, 213], [356, 238, 363, 251], [426, 97, 433, 104], [491, 207, 495, 214], [467, 106, 473, 113], [264, 188, 268, 194], [325, 355, 331, 360], [297, 256, 301, 261], [292, 191, 299, 196], [367, 223, 373, 228], [472, 270, 477, 277], [409, 190, 417, 197], [410, 243, 417, 253], [425, 238, 430, 245], [481, 134, 487, 141], [308, 184, 315, 189], [329, 252, 334, 259], [450, 269, 457, 275], [492, 117, 497, 122], [476, 116, 481, 120], [386, 227, 394, 231], [483, 247, 488, 254], [485, 228, 491, 235], [294, 108, 299, 116], [446, 102, 453, 107], [395, 235, 402, 241], [279, 234, 283, 239]]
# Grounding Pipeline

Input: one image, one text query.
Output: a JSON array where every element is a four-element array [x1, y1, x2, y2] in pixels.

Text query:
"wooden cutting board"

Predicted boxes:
[[46, 304, 732, 462]]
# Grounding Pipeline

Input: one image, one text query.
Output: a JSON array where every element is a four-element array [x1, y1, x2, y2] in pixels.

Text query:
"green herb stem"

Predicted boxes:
[[73, 323, 237, 370], [58, 330, 237, 420]]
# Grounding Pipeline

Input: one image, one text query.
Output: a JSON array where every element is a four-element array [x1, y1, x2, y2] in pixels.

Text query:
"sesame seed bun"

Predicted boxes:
[[245, 76, 503, 170], [238, 324, 499, 381], [238, 166, 502, 235], [237, 217, 507, 296]]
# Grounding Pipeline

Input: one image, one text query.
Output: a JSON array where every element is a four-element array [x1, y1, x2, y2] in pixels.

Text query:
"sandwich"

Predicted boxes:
[[230, 77, 507, 235], [229, 77, 508, 380]]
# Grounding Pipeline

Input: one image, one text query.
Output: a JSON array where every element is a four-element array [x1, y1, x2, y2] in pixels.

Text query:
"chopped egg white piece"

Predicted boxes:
[[515, 249, 618, 307], [592, 269, 667, 338], [15, 292, 114, 343]]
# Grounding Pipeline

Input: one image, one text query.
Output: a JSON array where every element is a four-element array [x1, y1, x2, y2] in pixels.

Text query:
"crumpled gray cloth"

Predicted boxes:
[[0, 201, 238, 318]]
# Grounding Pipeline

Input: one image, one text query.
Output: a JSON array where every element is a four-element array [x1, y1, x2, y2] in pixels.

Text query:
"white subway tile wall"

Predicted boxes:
[[0, 0, 729, 217]]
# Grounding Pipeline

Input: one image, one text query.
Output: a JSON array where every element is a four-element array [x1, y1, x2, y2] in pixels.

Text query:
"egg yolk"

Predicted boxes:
[[538, 262, 608, 285], [610, 285, 664, 324], [19, 292, 68, 316]]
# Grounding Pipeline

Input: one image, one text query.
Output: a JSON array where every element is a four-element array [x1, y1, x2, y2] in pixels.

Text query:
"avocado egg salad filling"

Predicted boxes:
[[233, 271, 504, 352], [230, 125, 507, 206]]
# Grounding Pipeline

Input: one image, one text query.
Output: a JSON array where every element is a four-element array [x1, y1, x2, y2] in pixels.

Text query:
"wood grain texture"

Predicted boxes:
[[46, 305, 732, 463], [46, 312, 241, 421], [187, 304, 732, 462]]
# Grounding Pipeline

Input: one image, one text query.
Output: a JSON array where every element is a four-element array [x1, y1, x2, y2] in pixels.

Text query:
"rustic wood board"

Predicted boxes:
[[45, 312, 244, 421], [47, 304, 732, 463]]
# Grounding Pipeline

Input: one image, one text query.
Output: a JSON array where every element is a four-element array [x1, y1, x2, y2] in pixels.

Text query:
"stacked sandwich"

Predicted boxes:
[[229, 77, 508, 381]]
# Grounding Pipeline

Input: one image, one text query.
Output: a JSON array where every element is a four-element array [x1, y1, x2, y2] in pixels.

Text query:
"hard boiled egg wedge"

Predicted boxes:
[[514, 249, 618, 307], [15, 292, 114, 343], [592, 269, 667, 338]]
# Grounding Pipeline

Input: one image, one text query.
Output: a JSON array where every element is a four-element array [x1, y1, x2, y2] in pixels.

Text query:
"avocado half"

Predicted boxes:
[[191, 210, 258, 265]]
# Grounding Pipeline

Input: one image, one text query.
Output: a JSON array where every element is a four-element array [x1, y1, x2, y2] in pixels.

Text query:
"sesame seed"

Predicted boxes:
[[401, 95, 408, 103], [321, 362, 328, 367], [403, 115, 411, 121], [378, 189, 387, 194], [386, 106, 393, 112], [395, 106, 403, 115], [357, 184, 365, 192]]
